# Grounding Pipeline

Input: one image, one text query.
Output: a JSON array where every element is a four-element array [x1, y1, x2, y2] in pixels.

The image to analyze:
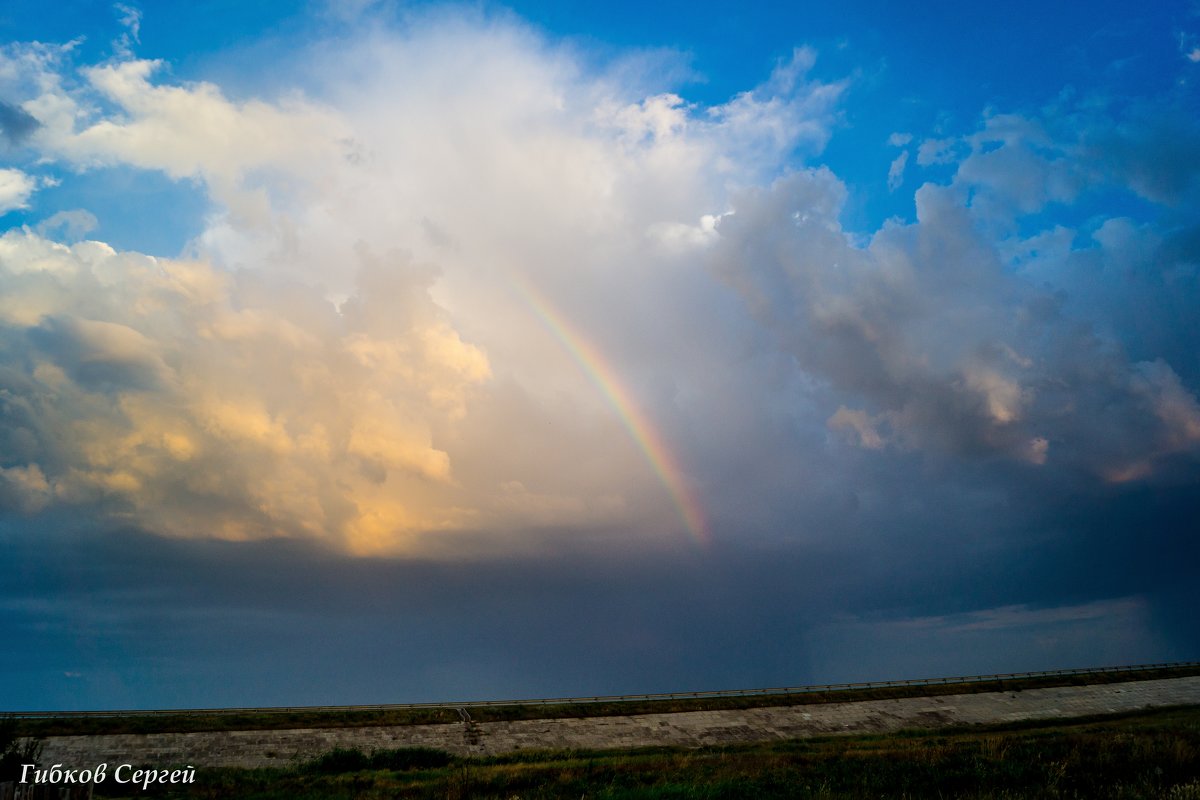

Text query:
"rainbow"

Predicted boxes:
[[510, 278, 708, 545]]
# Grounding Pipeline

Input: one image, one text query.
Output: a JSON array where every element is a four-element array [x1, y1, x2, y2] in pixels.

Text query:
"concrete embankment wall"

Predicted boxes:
[[37, 676, 1200, 769]]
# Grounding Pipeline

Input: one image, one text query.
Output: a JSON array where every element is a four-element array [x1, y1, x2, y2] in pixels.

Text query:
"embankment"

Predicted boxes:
[[36, 675, 1200, 769]]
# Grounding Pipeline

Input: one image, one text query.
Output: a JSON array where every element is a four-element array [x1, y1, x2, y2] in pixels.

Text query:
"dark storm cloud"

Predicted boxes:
[[709, 96, 1200, 484], [694, 89, 1200, 670], [0, 100, 38, 146], [1084, 109, 1200, 207], [3, 455, 1197, 709], [0, 524, 835, 708]]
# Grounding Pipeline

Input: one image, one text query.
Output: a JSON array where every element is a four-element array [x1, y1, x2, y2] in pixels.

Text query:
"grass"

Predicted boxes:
[[14, 664, 1200, 737], [83, 704, 1200, 799]]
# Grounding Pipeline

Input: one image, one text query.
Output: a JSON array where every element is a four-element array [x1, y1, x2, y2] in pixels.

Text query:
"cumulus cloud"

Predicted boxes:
[[709, 145, 1200, 481], [0, 230, 492, 554], [0, 167, 36, 212], [0, 15, 866, 555], [956, 114, 1085, 216], [0, 10, 1198, 564], [0, 44, 349, 230]]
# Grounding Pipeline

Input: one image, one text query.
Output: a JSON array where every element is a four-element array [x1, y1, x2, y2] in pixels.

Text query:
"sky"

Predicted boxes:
[[0, 0, 1198, 710]]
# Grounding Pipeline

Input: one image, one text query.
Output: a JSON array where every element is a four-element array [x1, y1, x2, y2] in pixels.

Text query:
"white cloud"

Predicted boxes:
[[1179, 31, 1200, 62], [12, 54, 348, 229], [35, 209, 98, 240], [113, 3, 142, 58], [0, 18, 855, 552], [0, 167, 37, 212], [916, 136, 960, 166], [886, 149, 908, 191]]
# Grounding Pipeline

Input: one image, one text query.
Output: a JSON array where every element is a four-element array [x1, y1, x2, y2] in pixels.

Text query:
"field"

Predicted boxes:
[[79, 705, 1200, 799]]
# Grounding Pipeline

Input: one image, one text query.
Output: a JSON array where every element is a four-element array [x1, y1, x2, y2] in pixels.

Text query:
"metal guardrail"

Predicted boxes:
[[6, 661, 1200, 719]]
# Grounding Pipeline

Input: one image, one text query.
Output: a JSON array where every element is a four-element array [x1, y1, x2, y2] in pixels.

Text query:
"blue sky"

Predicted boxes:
[[4, 0, 1190, 244], [0, 1, 1198, 710]]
